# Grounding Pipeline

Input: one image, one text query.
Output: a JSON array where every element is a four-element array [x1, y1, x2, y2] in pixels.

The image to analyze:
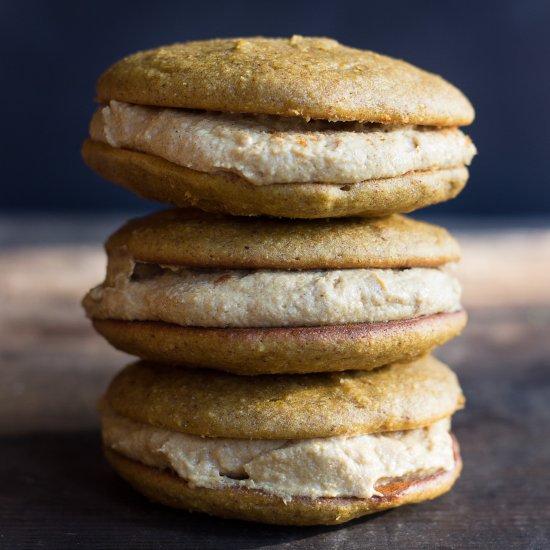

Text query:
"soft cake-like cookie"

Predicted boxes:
[[96, 37, 473, 124], [83, 209, 467, 374], [82, 37, 476, 218], [101, 357, 464, 525]]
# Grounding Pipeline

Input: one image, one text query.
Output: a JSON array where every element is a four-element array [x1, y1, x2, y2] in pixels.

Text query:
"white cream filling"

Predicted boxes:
[[102, 412, 454, 500], [90, 100, 476, 185], [83, 264, 461, 328]]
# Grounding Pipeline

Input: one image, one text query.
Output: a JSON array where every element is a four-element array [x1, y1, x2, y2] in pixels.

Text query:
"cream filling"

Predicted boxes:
[[83, 264, 462, 328], [90, 100, 476, 185], [102, 411, 454, 500]]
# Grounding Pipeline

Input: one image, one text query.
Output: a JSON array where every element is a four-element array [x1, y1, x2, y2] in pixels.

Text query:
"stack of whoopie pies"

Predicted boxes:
[[82, 36, 475, 525]]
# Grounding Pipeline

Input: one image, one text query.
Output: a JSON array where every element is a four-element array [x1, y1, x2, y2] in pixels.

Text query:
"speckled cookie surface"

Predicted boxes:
[[92, 310, 466, 375], [103, 356, 464, 439], [82, 140, 469, 218], [104, 437, 461, 525], [104, 208, 460, 269], [96, 37, 474, 125]]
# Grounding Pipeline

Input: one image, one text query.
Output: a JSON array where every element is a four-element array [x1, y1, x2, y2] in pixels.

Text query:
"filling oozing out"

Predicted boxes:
[[102, 410, 455, 501], [83, 261, 462, 328], [90, 100, 476, 185]]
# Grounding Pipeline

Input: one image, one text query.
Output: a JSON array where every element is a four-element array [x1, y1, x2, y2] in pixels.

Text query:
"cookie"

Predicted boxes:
[[83, 37, 476, 218], [101, 356, 463, 524], [96, 37, 473, 124], [83, 210, 466, 374]]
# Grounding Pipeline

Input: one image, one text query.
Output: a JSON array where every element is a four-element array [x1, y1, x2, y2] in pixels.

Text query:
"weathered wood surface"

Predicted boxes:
[[1, 219, 549, 549]]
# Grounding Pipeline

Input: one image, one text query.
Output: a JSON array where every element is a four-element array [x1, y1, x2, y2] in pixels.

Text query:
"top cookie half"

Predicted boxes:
[[84, 36, 476, 218], [97, 36, 473, 125]]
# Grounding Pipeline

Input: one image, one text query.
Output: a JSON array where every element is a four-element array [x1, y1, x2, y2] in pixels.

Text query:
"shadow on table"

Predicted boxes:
[[0, 430, 384, 549]]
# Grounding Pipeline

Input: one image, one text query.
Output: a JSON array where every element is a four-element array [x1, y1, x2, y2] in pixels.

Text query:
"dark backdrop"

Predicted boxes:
[[2, 0, 549, 215]]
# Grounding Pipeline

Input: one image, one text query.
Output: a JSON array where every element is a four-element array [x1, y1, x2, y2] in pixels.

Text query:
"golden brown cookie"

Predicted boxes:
[[82, 139, 469, 219], [83, 210, 465, 373], [84, 37, 475, 218], [103, 208, 461, 269], [92, 311, 466, 375], [96, 37, 474, 125], [101, 357, 464, 524], [104, 357, 464, 438]]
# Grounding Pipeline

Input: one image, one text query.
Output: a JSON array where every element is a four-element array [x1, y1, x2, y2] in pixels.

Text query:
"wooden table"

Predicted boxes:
[[1, 217, 549, 549]]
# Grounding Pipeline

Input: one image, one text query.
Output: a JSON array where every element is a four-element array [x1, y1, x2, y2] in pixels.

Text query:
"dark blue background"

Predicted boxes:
[[2, 0, 549, 215]]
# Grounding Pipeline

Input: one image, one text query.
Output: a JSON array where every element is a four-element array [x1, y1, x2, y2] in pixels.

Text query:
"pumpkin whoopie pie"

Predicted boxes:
[[101, 356, 464, 525], [82, 36, 476, 218], [82, 208, 467, 375]]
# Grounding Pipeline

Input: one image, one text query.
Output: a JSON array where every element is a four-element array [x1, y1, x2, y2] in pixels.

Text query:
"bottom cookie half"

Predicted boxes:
[[104, 436, 461, 526], [92, 310, 466, 375]]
